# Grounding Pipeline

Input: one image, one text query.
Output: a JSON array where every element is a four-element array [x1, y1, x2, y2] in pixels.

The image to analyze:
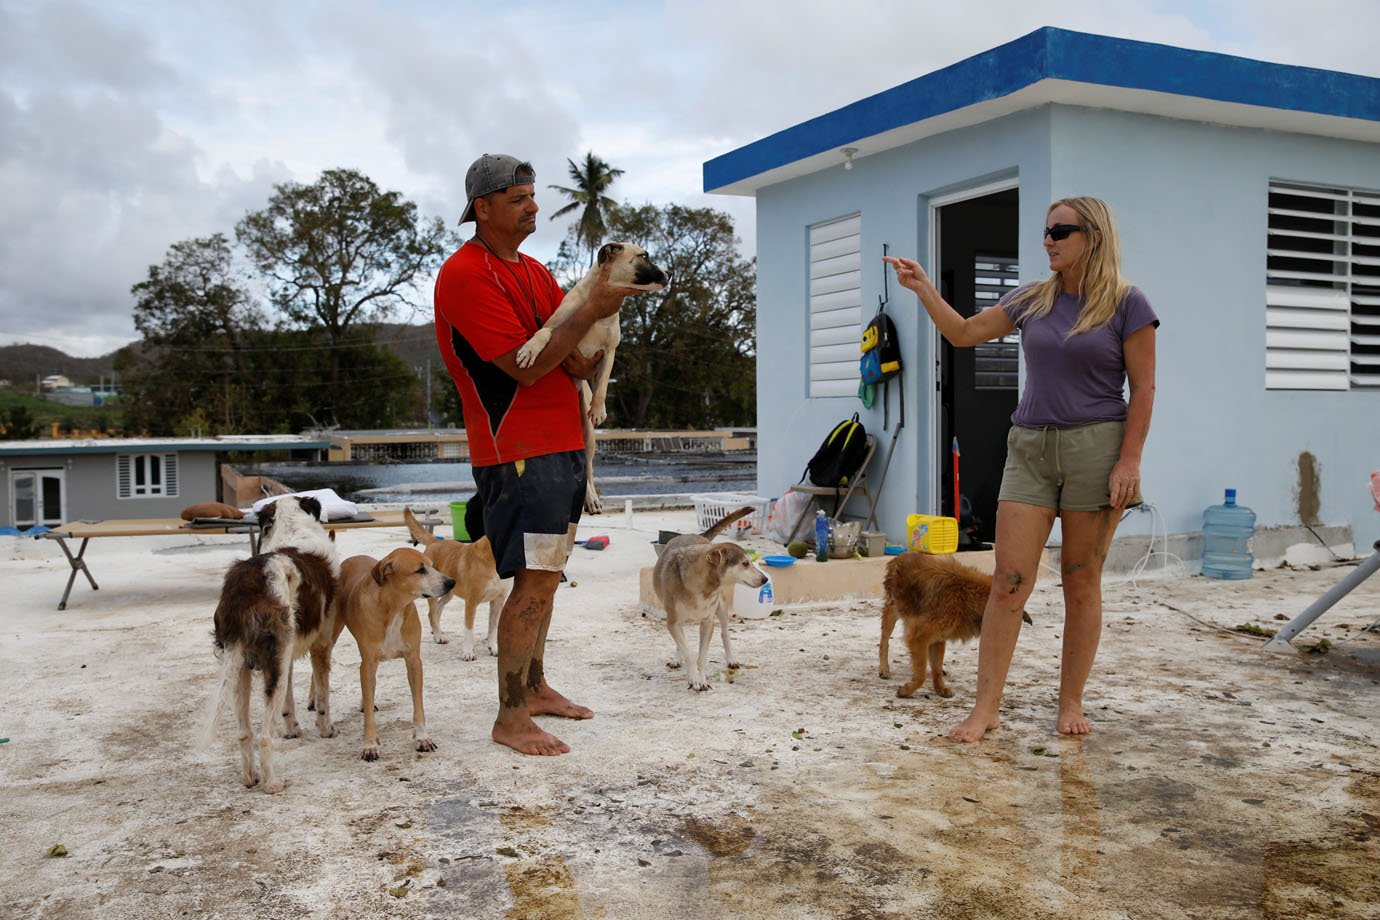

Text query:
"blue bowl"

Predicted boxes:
[[762, 555, 796, 567], [883, 545, 906, 555]]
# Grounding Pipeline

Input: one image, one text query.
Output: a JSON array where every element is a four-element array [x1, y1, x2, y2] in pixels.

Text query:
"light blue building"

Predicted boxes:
[[706, 26, 1380, 563]]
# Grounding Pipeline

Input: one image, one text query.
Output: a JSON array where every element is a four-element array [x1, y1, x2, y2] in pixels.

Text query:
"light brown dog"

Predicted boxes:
[[403, 507, 509, 658], [514, 242, 668, 513], [651, 506, 766, 691], [879, 552, 1031, 699], [327, 548, 455, 760]]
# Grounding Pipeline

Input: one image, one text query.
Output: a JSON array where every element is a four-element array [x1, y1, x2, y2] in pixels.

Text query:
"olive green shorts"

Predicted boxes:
[[998, 420, 1139, 512]]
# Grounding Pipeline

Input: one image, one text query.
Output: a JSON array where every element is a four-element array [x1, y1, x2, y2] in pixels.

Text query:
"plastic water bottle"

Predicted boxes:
[[1202, 488, 1256, 580], [814, 510, 830, 562]]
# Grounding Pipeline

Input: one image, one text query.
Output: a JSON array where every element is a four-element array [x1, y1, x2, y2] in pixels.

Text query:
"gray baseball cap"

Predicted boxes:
[[460, 153, 535, 224]]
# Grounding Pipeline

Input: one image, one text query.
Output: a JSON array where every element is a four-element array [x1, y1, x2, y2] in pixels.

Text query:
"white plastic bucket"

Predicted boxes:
[[732, 579, 776, 619]]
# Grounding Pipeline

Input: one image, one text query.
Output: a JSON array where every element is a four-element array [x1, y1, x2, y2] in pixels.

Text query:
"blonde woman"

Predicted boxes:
[[884, 197, 1157, 742]]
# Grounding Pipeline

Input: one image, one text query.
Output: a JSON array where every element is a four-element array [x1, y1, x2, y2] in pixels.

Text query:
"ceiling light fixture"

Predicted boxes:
[[841, 147, 857, 170]]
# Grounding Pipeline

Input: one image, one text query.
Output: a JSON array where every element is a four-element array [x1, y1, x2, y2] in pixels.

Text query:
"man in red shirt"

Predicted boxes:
[[434, 154, 629, 755]]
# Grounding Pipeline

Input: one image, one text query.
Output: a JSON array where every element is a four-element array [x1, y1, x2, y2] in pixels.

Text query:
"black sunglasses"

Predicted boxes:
[[1043, 223, 1088, 241]]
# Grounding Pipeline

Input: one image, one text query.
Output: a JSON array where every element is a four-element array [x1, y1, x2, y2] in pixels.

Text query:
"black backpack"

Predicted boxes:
[[803, 413, 868, 489]]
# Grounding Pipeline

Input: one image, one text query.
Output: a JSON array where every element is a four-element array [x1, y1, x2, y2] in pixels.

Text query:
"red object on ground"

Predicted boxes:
[[584, 535, 609, 551]]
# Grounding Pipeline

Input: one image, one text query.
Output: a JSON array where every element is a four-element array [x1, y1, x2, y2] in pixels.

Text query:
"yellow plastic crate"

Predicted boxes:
[[906, 514, 959, 554]]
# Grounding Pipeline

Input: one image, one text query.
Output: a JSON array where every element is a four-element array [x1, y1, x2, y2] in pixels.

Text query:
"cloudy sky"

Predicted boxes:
[[3, 0, 1379, 358]]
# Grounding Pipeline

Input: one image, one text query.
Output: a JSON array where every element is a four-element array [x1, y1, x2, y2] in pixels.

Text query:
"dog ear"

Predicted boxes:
[[371, 558, 391, 586], [297, 496, 323, 521], [707, 545, 731, 568], [257, 502, 278, 530], [596, 242, 624, 265]]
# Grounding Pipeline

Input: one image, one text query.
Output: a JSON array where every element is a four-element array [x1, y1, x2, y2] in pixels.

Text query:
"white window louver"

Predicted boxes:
[[808, 215, 862, 398], [1266, 181, 1380, 389], [973, 254, 1020, 390]]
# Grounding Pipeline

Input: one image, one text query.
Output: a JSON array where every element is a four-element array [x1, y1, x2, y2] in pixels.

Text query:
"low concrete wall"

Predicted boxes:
[[638, 549, 1002, 617]]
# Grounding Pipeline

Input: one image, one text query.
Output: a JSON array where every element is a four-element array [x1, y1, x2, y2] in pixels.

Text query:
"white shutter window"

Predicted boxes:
[[116, 454, 132, 499], [809, 215, 862, 398], [1351, 190, 1380, 386], [163, 453, 179, 497], [1267, 181, 1380, 389], [116, 452, 180, 499]]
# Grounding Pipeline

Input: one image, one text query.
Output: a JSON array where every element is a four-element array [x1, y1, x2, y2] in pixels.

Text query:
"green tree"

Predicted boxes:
[[0, 403, 41, 439], [550, 202, 756, 428], [236, 168, 451, 424], [123, 235, 264, 435], [548, 152, 624, 268]]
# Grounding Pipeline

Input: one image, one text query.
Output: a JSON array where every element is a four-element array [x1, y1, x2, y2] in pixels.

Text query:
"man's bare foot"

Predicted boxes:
[[948, 712, 1000, 742], [528, 684, 594, 720], [1057, 702, 1093, 735], [492, 716, 571, 756]]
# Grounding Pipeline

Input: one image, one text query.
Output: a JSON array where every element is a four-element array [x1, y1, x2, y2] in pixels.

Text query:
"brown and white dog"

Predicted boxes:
[[879, 552, 1031, 699], [403, 507, 509, 658], [651, 506, 766, 691], [196, 496, 339, 794], [514, 241, 668, 513], [330, 548, 455, 761]]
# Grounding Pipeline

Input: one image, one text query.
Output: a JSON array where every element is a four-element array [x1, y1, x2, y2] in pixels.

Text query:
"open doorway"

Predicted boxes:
[[933, 187, 1019, 547]]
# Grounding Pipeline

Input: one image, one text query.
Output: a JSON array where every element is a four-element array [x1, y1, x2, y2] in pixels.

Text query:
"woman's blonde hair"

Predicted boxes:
[[1005, 197, 1130, 335]]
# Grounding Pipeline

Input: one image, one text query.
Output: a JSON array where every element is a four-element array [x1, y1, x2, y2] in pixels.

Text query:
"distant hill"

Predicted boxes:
[[0, 324, 442, 392], [0, 344, 121, 391]]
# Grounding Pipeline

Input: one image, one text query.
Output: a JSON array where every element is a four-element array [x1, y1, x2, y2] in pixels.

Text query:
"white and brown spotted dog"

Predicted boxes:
[[651, 506, 766, 691], [403, 507, 509, 658], [515, 241, 668, 513], [196, 496, 340, 794], [329, 547, 455, 761]]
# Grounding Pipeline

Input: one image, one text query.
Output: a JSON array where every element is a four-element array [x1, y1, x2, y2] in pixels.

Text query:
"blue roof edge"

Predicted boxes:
[[703, 26, 1380, 193]]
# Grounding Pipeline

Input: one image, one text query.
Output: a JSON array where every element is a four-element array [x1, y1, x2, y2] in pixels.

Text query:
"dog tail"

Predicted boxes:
[[700, 505, 757, 540], [404, 507, 439, 547], [194, 644, 242, 752]]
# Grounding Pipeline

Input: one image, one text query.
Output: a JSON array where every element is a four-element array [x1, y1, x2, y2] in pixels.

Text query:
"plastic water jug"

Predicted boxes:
[[1202, 488, 1256, 580]]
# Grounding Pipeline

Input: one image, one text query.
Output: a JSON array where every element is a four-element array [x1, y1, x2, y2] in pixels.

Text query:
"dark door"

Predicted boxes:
[[936, 189, 1019, 547]]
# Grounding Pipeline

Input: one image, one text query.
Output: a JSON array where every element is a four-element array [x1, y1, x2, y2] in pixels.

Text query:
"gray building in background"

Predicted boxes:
[[0, 435, 328, 529]]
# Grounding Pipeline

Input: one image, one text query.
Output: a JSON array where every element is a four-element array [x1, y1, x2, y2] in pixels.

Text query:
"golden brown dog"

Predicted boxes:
[[652, 506, 765, 691], [403, 507, 509, 658], [879, 552, 1031, 699], [329, 547, 455, 760]]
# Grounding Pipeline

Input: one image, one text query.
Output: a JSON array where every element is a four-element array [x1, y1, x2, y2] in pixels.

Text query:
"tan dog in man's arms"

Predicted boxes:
[[879, 552, 1031, 699], [330, 548, 455, 760], [403, 507, 509, 658], [652, 506, 766, 691], [515, 242, 668, 512]]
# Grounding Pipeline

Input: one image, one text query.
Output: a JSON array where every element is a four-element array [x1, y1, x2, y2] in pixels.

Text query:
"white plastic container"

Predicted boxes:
[[732, 579, 776, 618]]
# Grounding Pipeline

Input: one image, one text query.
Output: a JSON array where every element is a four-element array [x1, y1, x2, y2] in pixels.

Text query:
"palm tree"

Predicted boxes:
[[548, 152, 624, 267]]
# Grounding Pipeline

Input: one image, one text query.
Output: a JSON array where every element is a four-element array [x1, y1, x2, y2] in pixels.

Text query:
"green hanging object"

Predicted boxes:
[[858, 379, 876, 407]]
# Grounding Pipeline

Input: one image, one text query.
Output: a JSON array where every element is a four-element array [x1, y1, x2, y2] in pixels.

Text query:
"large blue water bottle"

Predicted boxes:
[[814, 510, 830, 562], [1202, 488, 1256, 580]]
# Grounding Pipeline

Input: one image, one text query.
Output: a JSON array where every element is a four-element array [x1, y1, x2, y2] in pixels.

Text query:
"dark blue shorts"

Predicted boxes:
[[473, 450, 585, 579]]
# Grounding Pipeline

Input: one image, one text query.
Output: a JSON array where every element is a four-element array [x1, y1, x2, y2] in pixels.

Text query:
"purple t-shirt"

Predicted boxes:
[[1001, 284, 1159, 428]]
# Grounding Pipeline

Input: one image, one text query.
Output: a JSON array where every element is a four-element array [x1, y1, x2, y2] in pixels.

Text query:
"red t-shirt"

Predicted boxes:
[[433, 241, 584, 467]]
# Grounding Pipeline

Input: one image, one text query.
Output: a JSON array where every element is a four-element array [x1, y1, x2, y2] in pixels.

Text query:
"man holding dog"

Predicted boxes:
[[434, 154, 630, 756]]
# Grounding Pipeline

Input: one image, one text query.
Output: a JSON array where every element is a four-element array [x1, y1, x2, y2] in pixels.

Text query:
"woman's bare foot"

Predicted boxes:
[[492, 716, 571, 756], [528, 684, 594, 719], [948, 712, 1000, 742], [1057, 702, 1093, 735]]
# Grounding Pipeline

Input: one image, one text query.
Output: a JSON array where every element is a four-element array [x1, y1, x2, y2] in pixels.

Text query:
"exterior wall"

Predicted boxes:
[[1, 452, 220, 526], [755, 103, 1380, 551], [754, 108, 1053, 541], [1048, 106, 1380, 550]]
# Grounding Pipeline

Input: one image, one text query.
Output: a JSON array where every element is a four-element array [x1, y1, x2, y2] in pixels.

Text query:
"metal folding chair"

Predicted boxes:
[[786, 434, 880, 539]]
